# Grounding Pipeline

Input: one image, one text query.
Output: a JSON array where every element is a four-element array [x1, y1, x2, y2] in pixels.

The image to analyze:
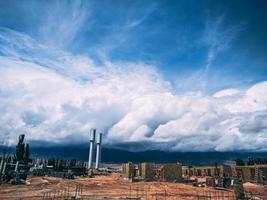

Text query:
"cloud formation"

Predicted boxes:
[[202, 14, 244, 70], [0, 28, 267, 151]]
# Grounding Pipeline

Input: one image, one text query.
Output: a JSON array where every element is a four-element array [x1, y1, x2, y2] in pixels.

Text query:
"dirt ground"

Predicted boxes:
[[0, 174, 265, 200], [243, 182, 267, 200]]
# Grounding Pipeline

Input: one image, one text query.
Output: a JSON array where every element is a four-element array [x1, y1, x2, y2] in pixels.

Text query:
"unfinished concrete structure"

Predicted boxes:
[[232, 165, 267, 184], [182, 165, 220, 178], [122, 162, 267, 184], [156, 163, 182, 182], [122, 162, 135, 179], [182, 164, 267, 184], [139, 162, 155, 181], [122, 162, 182, 182]]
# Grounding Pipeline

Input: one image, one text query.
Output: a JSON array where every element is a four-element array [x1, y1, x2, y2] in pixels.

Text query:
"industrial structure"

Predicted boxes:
[[88, 129, 103, 170], [88, 129, 96, 169], [0, 128, 105, 185], [0, 134, 30, 184], [95, 131, 102, 169]]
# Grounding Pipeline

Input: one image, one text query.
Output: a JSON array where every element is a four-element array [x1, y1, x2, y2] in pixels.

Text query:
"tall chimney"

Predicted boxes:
[[88, 129, 96, 169], [95, 132, 102, 169]]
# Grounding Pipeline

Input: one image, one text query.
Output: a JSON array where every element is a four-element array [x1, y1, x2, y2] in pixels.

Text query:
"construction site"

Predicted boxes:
[[0, 130, 267, 199], [122, 162, 267, 185], [0, 166, 266, 200]]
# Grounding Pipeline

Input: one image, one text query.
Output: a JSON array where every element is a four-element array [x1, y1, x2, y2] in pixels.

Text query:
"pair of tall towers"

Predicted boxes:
[[88, 129, 102, 169]]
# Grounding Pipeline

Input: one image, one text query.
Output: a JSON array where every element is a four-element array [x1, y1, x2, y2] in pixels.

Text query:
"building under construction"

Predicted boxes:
[[182, 164, 267, 184], [122, 161, 267, 187], [122, 162, 182, 182]]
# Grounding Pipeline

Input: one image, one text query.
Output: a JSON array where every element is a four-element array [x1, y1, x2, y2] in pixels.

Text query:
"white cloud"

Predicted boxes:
[[38, 0, 90, 48], [202, 14, 244, 70], [213, 88, 240, 98], [0, 28, 267, 151]]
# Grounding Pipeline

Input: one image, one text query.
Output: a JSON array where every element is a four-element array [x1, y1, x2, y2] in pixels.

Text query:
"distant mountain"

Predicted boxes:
[[2, 143, 267, 165], [32, 146, 267, 165]]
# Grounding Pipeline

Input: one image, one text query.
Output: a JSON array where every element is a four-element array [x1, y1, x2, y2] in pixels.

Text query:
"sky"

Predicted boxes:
[[0, 0, 267, 151]]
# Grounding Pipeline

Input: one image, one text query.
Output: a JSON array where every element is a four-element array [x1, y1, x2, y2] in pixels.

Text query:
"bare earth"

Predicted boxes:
[[243, 182, 267, 200], [0, 174, 265, 200]]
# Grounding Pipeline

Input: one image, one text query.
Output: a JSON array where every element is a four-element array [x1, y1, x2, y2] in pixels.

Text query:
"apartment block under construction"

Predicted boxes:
[[182, 164, 267, 184], [122, 162, 182, 182], [122, 162, 267, 185]]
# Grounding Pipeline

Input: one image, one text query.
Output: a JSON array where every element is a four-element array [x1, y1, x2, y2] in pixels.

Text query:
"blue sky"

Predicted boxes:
[[1, 0, 267, 93], [0, 0, 267, 151]]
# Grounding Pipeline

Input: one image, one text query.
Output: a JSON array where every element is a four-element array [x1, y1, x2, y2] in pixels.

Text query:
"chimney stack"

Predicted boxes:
[[88, 129, 96, 169], [95, 132, 102, 169]]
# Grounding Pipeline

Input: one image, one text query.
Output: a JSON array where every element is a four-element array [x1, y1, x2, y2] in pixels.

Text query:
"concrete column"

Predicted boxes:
[[95, 133, 102, 169], [88, 129, 96, 169]]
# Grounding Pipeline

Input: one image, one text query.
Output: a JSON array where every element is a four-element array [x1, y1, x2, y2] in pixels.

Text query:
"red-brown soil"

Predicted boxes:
[[1, 174, 264, 200], [243, 182, 267, 200]]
